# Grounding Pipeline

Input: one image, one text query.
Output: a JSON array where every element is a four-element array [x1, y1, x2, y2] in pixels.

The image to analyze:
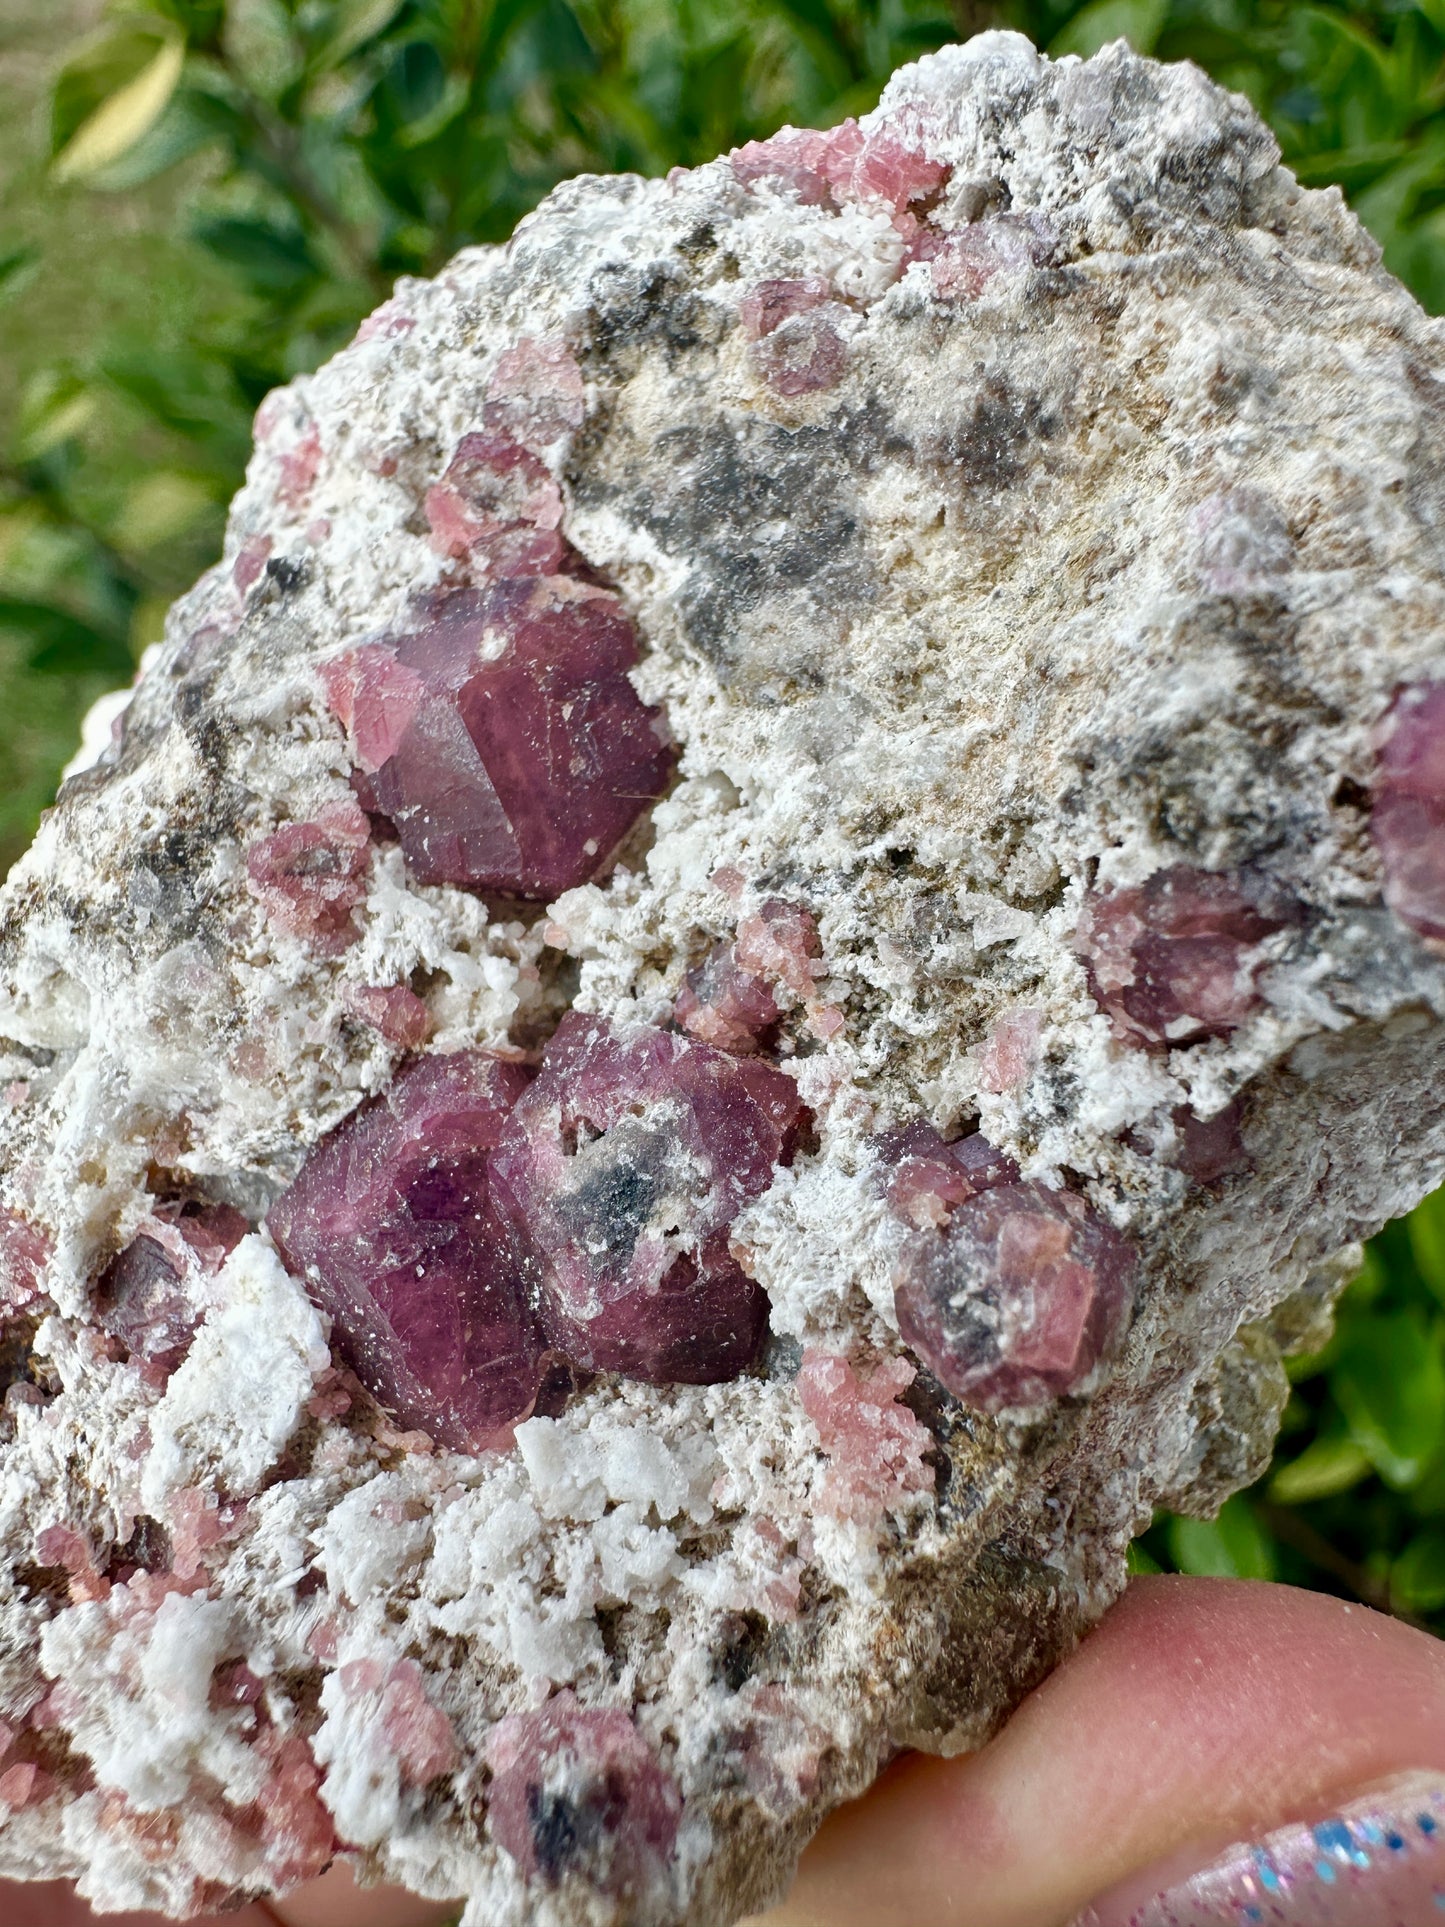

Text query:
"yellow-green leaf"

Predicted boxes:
[[316, 0, 408, 69], [52, 37, 185, 184], [109, 473, 216, 553], [1268, 1435, 1371, 1505]]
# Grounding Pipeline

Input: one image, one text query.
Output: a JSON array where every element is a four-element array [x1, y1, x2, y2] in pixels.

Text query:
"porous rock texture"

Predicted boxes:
[[3, 29, 1445, 1924]]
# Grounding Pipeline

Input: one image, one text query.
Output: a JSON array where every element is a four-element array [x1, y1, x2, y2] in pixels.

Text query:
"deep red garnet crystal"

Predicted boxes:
[[1372, 680, 1445, 939], [487, 1691, 682, 1900], [892, 1178, 1137, 1412], [321, 578, 675, 899], [1075, 865, 1292, 1048], [490, 1015, 809, 1382], [266, 1050, 543, 1449]]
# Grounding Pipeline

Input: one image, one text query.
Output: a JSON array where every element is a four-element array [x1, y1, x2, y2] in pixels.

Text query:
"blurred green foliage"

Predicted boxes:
[[2, 0, 1445, 1633]]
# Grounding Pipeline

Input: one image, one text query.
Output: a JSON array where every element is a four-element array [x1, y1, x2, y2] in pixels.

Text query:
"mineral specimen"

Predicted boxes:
[[489, 1013, 808, 1381], [267, 1050, 542, 1450], [5, 28, 1445, 1927]]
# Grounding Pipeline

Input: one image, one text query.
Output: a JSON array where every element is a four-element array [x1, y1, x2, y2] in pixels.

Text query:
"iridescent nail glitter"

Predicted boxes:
[[1076, 1775, 1445, 1926]]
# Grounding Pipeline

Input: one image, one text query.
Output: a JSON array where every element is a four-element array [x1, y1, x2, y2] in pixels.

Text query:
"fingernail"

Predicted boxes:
[[1074, 1773, 1445, 1925]]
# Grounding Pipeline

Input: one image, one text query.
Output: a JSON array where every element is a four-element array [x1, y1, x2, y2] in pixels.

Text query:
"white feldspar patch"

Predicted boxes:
[[141, 1237, 329, 1513]]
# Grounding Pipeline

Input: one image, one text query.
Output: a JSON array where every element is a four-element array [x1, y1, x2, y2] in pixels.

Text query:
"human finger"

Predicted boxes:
[[748, 1575, 1445, 1927]]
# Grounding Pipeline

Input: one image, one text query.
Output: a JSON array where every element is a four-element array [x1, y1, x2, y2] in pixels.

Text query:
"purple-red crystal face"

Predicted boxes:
[[673, 943, 781, 1054], [487, 1690, 682, 1901], [1372, 680, 1445, 939], [1075, 866, 1291, 1048], [882, 1122, 1020, 1231], [266, 1050, 544, 1449], [893, 1177, 1137, 1412], [490, 1014, 808, 1381], [322, 578, 675, 899]]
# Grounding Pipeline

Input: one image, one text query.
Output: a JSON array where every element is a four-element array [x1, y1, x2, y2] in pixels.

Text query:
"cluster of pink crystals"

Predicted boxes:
[[339, 1656, 460, 1787], [676, 896, 832, 1052], [486, 1690, 682, 1901], [342, 982, 434, 1049], [0, 1718, 53, 1815], [0, 1208, 49, 1314], [491, 1015, 808, 1380], [424, 430, 566, 576], [731, 120, 945, 216], [885, 1126, 1136, 1410], [1074, 865, 1293, 1048], [267, 1050, 543, 1451], [1371, 680, 1445, 939], [321, 578, 674, 899], [927, 214, 1054, 297], [742, 280, 849, 396], [797, 1351, 933, 1524], [673, 941, 781, 1052], [248, 1729, 336, 1888], [94, 1203, 247, 1387], [244, 798, 372, 954], [267, 1017, 803, 1443]]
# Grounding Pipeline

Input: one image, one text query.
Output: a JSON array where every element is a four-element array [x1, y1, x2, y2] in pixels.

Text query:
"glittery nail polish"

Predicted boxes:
[[1074, 1774, 1445, 1926]]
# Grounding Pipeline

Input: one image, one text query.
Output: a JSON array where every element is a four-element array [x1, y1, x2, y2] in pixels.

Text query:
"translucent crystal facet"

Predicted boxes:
[[266, 1050, 544, 1448], [490, 1014, 808, 1382], [1075, 865, 1291, 1047], [487, 1690, 682, 1901], [890, 1157, 1136, 1411], [1372, 680, 1445, 939], [322, 579, 675, 898]]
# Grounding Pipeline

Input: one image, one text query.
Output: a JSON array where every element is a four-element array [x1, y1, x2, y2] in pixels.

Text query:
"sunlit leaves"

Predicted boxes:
[[52, 32, 187, 183]]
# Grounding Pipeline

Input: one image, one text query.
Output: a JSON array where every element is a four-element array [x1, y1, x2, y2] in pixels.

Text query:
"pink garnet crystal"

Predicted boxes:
[[1371, 680, 1445, 938], [486, 1691, 683, 1902], [1074, 865, 1293, 1048], [266, 1050, 544, 1449], [489, 1014, 809, 1381], [892, 1177, 1137, 1412], [321, 578, 675, 899]]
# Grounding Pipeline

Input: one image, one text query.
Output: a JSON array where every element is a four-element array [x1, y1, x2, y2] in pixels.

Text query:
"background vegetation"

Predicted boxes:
[[2, 0, 1444, 1631]]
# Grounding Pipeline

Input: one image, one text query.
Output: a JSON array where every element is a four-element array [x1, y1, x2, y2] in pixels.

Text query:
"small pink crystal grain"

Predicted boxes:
[[1371, 680, 1445, 939], [1074, 865, 1293, 1048], [893, 1180, 1137, 1412], [797, 1351, 933, 1524], [487, 1691, 682, 1902], [490, 1014, 809, 1381], [244, 798, 371, 953], [324, 580, 675, 899], [267, 1050, 544, 1449]]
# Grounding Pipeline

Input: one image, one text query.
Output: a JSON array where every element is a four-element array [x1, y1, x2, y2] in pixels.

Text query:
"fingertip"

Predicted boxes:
[[265, 1861, 459, 1927], [751, 1577, 1445, 1927]]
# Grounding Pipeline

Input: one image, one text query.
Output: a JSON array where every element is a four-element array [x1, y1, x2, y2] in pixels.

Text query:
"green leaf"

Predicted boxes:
[[109, 473, 217, 553], [1408, 1188, 1445, 1311], [0, 599, 132, 681], [314, 0, 409, 70], [1167, 1496, 1277, 1580], [52, 34, 186, 183], [221, 0, 302, 101], [1268, 1434, 1372, 1505], [190, 215, 319, 292], [1332, 1309, 1445, 1489], [1126, 1540, 1162, 1575], [0, 246, 40, 305], [13, 371, 98, 462], [1050, 0, 1167, 59], [1392, 1526, 1445, 1614]]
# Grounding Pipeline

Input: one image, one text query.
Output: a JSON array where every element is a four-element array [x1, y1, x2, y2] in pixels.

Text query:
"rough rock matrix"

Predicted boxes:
[[3, 30, 1445, 1924]]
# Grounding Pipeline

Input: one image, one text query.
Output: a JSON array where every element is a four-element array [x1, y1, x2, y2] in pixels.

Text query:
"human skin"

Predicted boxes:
[[6, 1577, 1444, 1927]]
